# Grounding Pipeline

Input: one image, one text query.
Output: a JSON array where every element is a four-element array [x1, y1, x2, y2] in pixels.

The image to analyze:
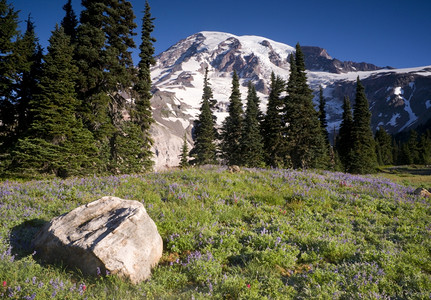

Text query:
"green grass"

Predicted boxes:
[[1, 167, 430, 299], [378, 165, 431, 188]]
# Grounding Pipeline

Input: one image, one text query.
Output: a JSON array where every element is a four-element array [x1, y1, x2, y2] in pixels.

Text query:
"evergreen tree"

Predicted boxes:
[[392, 139, 400, 165], [75, 0, 138, 172], [201, 67, 216, 111], [0, 0, 20, 158], [111, 121, 151, 174], [61, 0, 78, 42], [285, 44, 328, 169], [75, 0, 115, 146], [190, 71, 218, 165], [318, 85, 329, 146], [179, 134, 190, 168], [15, 15, 43, 137], [240, 82, 264, 167], [133, 0, 155, 131], [419, 130, 431, 165], [129, 0, 156, 171], [12, 26, 98, 177], [406, 130, 421, 164], [337, 96, 353, 170], [399, 143, 412, 165], [202, 67, 218, 122], [0, 0, 19, 103], [221, 70, 243, 165], [374, 126, 393, 165], [262, 73, 286, 167], [348, 77, 377, 174], [190, 97, 217, 165]]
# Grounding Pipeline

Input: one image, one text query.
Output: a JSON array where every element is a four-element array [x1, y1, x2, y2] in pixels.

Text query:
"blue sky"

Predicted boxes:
[[11, 0, 431, 68]]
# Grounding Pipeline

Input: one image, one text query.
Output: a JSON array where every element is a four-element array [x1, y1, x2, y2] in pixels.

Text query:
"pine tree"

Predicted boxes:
[[12, 26, 98, 177], [318, 85, 329, 146], [0, 0, 20, 102], [0, 0, 21, 159], [75, 0, 139, 172], [337, 96, 353, 170], [111, 121, 151, 174], [129, 0, 156, 172], [392, 139, 400, 165], [61, 0, 78, 42], [374, 126, 393, 165], [221, 70, 243, 165], [348, 77, 377, 174], [15, 15, 43, 137], [406, 130, 420, 164], [190, 97, 218, 165], [419, 130, 431, 165], [179, 134, 190, 168], [285, 44, 328, 169], [240, 82, 264, 167], [190, 71, 218, 165], [75, 0, 115, 147], [262, 73, 286, 167], [399, 143, 412, 165], [202, 67, 218, 121]]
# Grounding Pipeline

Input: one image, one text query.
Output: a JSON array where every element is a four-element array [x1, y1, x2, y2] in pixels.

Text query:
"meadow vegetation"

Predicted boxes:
[[0, 167, 430, 299]]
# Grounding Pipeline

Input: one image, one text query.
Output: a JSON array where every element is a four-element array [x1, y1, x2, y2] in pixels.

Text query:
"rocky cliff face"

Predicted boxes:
[[149, 31, 431, 170], [302, 46, 387, 73]]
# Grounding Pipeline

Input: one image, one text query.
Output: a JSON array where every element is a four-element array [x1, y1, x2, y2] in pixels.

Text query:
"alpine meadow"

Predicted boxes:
[[0, 0, 430, 299]]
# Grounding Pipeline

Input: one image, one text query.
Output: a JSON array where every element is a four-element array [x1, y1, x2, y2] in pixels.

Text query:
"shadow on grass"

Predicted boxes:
[[9, 218, 47, 259], [385, 166, 431, 176]]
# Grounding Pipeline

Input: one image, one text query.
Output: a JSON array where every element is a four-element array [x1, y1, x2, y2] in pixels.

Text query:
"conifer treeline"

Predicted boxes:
[[190, 45, 332, 170], [0, 0, 155, 177], [189, 45, 431, 174]]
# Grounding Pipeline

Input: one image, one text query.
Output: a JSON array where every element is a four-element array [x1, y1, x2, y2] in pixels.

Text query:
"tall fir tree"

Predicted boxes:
[[190, 69, 218, 165], [202, 67, 218, 122], [285, 44, 328, 169], [374, 126, 393, 165], [61, 0, 78, 42], [179, 134, 190, 168], [403, 130, 421, 164], [15, 15, 43, 138], [337, 96, 354, 170], [128, 0, 156, 172], [221, 70, 243, 165], [12, 26, 98, 177], [75, 0, 138, 172], [0, 0, 20, 153], [419, 130, 431, 165], [262, 72, 286, 167], [348, 77, 377, 174], [240, 82, 264, 167], [392, 138, 400, 165], [318, 85, 330, 146], [75, 0, 115, 147]]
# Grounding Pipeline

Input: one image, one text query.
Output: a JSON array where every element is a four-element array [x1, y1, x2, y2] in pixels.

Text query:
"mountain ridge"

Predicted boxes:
[[149, 31, 431, 170]]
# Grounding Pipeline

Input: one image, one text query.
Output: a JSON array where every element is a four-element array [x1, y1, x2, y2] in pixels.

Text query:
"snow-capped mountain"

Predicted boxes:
[[149, 31, 431, 170]]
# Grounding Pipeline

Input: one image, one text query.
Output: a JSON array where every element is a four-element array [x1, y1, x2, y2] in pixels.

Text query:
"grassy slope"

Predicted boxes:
[[0, 167, 430, 299], [378, 166, 431, 188]]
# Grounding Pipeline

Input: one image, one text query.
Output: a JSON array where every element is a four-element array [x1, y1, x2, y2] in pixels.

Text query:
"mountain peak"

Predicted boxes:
[[150, 31, 431, 170]]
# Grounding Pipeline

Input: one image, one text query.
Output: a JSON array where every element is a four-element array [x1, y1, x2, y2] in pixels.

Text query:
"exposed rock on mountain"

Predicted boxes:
[[149, 31, 431, 170], [302, 46, 387, 73]]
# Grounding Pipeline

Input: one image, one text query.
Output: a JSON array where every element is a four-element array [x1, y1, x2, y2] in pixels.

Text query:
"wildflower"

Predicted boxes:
[[2, 281, 6, 287], [247, 284, 251, 288]]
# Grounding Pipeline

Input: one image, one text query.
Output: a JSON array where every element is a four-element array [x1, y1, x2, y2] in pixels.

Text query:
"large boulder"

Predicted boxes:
[[413, 188, 431, 198], [32, 196, 163, 284]]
